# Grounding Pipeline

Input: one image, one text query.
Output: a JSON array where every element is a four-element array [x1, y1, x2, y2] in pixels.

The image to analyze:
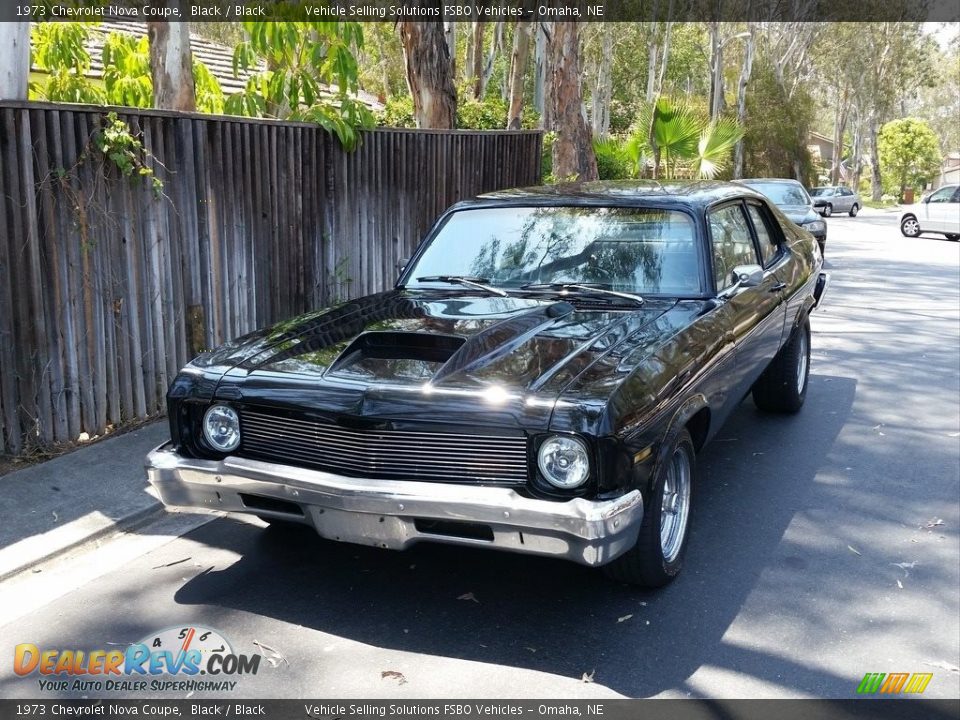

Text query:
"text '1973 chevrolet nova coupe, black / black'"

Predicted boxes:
[[147, 181, 829, 587]]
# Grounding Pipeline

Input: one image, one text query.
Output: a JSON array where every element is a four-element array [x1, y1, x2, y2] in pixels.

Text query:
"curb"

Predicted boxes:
[[0, 501, 167, 583]]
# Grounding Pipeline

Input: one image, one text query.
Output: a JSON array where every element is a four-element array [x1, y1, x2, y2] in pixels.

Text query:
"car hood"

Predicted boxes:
[[188, 290, 690, 431]]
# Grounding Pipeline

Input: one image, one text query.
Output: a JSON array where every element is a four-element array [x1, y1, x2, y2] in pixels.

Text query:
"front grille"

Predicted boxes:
[[238, 410, 529, 485]]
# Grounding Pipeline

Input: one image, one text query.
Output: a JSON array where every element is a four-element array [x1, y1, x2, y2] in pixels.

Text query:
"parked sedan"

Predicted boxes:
[[738, 178, 827, 255], [900, 184, 960, 241], [810, 186, 861, 217], [146, 181, 828, 588]]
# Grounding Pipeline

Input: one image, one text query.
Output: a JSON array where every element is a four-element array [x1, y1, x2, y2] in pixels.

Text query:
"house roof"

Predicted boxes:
[[31, 21, 382, 110]]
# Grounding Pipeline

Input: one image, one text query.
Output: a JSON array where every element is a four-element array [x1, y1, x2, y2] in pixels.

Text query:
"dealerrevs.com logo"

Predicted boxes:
[[14, 626, 262, 693]]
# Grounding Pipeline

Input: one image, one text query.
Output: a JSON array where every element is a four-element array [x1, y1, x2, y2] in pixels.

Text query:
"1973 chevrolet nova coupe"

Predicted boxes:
[[147, 181, 828, 587]]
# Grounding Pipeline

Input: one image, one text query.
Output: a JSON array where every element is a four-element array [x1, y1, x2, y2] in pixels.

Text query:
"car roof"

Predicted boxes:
[[460, 180, 765, 209]]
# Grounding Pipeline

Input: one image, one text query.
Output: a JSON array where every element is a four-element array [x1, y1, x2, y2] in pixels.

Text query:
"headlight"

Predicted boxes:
[[537, 435, 590, 489], [805, 220, 826, 232], [202, 404, 241, 452]]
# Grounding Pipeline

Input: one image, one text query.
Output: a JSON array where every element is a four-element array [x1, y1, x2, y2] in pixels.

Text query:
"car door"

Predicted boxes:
[[840, 188, 854, 212], [708, 201, 788, 409], [944, 187, 960, 234], [923, 186, 956, 232]]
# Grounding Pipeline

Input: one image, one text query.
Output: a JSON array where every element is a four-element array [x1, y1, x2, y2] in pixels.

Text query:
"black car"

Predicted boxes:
[[147, 181, 828, 588], [739, 178, 828, 254]]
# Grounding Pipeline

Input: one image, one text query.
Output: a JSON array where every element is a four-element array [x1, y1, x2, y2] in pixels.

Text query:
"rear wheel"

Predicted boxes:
[[946, 233, 959, 241], [752, 319, 810, 414], [849, 203, 859, 217], [901, 216, 921, 237], [603, 429, 695, 587], [822, 204, 832, 217]]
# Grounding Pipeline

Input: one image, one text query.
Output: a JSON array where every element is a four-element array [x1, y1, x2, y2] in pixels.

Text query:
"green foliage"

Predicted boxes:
[[102, 33, 152, 108], [593, 137, 635, 180], [225, 21, 374, 149], [378, 96, 416, 128], [877, 118, 942, 198], [92, 112, 163, 196], [30, 22, 105, 104], [624, 98, 744, 180], [742, 62, 815, 183], [192, 61, 225, 114]]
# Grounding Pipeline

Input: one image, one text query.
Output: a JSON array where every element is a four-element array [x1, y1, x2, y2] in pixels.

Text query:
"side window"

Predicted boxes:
[[709, 204, 758, 291], [747, 204, 779, 266], [950, 188, 960, 203], [928, 187, 954, 203]]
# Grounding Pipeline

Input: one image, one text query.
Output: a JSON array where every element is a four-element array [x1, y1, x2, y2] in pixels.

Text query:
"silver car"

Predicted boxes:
[[810, 186, 861, 217]]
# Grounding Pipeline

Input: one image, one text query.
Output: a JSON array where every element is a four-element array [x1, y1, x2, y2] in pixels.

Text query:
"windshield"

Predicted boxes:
[[746, 182, 811, 206], [810, 187, 834, 197], [404, 206, 703, 296]]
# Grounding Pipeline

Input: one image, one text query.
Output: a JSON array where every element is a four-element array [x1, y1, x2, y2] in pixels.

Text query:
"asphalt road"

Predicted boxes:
[[2, 210, 958, 701]]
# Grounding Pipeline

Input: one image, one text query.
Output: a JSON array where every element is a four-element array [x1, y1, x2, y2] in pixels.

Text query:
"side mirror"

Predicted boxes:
[[719, 264, 764, 298], [396, 257, 410, 274], [732, 264, 764, 287]]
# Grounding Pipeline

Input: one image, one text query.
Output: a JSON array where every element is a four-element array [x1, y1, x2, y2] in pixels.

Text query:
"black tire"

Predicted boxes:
[[946, 234, 959, 241], [901, 215, 921, 237], [752, 319, 810, 414], [603, 429, 696, 588], [849, 204, 859, 217], [822, 204, 832, 217]]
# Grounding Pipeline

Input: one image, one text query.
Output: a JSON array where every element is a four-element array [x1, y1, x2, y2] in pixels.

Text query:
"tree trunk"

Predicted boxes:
[[547, 22, 597, 181], [709, 22, 724, 121], [851, 109, 863, 191], [147, 21, 196, 111], [0, 22, 30, 100], [591, 25, 614, 138], [869, 113, 883, 201], [471, 22, 485, 99], [398, 21, 457, 129], [733, 26, 755, 179], [831, 89, 849, 185], [507, 21, 532, 130], [533, 22, 548, 125], [479, 21, 503, 101], [443, 21, 457, 78]]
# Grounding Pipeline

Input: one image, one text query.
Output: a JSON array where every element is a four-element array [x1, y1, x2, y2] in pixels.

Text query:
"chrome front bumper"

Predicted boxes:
[[145, 444, 644, 567]]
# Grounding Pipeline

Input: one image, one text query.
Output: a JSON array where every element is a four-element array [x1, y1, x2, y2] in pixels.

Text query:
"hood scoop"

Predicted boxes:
[[327, 331, 466, 381]]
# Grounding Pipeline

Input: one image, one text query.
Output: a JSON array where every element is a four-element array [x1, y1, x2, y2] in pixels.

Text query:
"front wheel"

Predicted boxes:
[[849, 203, 859, 217], [822, 204, 832, 217], [901, 216, 921, 237], [946, 233, 959, 241], [603, 429, 695, 587], [752, 319, 810, 414]]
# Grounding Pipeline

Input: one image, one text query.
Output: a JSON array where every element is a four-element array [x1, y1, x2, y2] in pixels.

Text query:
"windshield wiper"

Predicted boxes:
[[415, 275, 509, 297], [519, 282, 644, 305]]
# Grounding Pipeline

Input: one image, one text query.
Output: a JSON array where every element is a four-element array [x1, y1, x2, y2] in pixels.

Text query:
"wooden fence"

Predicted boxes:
[[0, 102, 542, 456]]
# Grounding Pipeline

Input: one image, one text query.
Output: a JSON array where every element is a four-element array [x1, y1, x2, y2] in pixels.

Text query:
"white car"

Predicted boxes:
[[900, 184, 960, 241]]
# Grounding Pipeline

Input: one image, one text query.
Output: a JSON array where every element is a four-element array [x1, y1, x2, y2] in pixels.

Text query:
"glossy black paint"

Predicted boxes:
[[166, 181, 823, 503]]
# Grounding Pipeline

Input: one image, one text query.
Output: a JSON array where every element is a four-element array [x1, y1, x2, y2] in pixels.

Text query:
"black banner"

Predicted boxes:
[[6, 0, 960, 23], [1, 700, 959, 720]]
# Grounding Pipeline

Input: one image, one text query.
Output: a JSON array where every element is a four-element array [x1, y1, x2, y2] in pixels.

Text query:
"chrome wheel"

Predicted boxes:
[[796, 327, 809, 394], [660, 446, 692, 563], [901, 218, 920, 237]]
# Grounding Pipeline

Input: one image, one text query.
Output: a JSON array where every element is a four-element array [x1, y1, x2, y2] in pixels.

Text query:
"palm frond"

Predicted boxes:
[[695, 117, 746, 179]]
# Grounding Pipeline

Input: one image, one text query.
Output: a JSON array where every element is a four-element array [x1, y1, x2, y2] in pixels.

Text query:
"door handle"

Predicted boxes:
[[769, 282, 786, 292]]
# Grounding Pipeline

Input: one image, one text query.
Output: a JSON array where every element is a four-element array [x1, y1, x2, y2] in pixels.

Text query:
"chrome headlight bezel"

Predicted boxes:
[[804, 219, 826, 233], [537, 435, 591, 489], [202, 404, 241, 453]]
